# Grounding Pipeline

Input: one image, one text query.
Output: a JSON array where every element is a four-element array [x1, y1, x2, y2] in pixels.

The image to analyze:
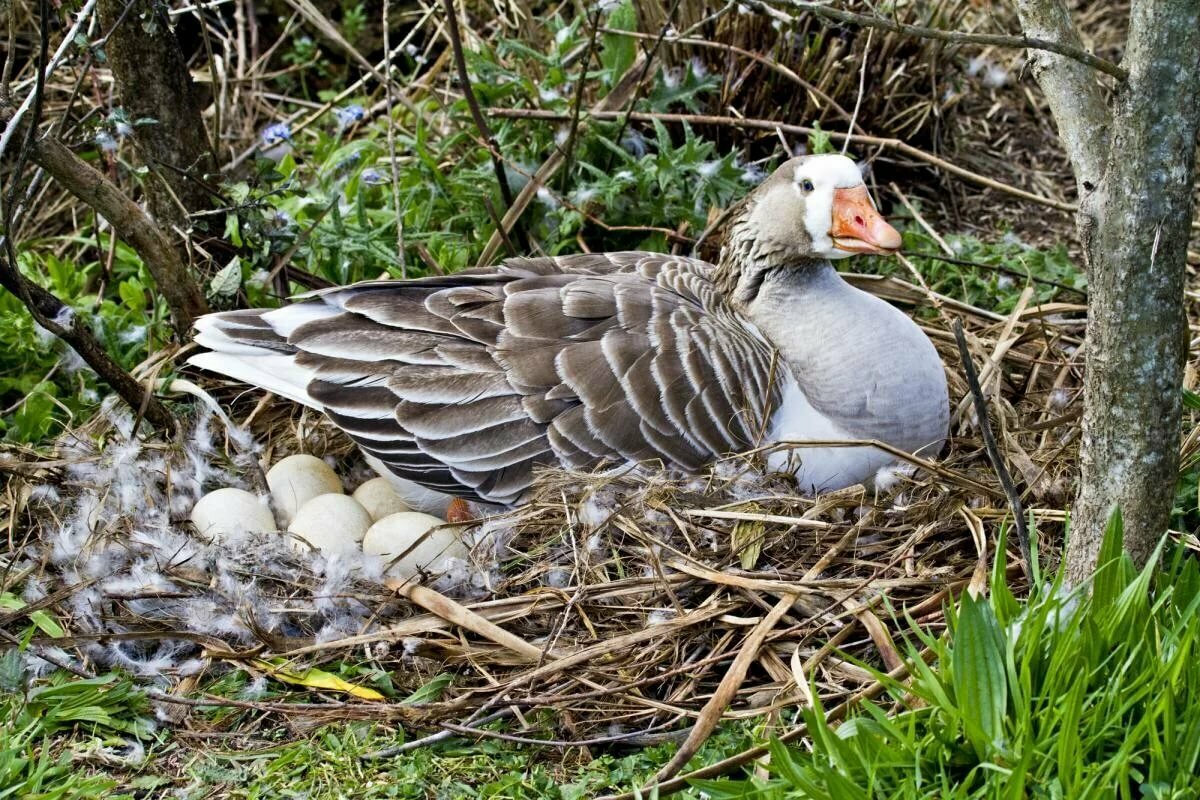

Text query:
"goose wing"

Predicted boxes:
[[191, 252, 782, 505]]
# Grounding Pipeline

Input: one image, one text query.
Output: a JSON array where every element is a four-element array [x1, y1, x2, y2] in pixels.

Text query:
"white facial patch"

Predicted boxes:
[[792, 155, 867, 259]]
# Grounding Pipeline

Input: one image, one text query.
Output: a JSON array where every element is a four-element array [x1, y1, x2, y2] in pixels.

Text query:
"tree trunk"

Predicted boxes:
[[96, 0, 215, 230], [1066, 0, 1200, 580], [1014, 0, 1109, 191]]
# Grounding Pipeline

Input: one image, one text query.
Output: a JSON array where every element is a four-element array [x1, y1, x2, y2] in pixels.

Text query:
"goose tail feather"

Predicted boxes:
[[189, 310, 323, 410]]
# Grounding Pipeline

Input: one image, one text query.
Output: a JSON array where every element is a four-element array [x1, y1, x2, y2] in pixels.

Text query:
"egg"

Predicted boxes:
[[267, 454, 343, 524], [351, 477, 411, 521], [286, 494, 372, 555], [362, 512, 469, 578], [190, 488, 276, 541]]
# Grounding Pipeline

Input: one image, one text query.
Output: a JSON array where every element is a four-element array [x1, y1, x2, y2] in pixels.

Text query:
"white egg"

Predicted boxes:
[[286, 494, 372, 555], [352, 477, 411, 521], [190, 488, 276, 541], [267, 454, 343, 524], [362, 512, 469, 578]]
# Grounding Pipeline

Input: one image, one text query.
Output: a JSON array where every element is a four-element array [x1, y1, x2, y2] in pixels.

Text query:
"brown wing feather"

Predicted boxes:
[[207, 253, 781, 504]]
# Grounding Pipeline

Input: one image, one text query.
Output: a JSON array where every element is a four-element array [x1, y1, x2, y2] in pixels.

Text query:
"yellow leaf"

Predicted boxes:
[[251, 659, 385, 701]]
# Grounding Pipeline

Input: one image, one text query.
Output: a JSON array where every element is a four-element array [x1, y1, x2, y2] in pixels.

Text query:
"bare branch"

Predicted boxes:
[[440, 0, 517, 211], [13, 131, 210, 335], [0, 0, 98, 168], [0, 256, 176, 431], [1014, 0, 1110, 190], [758, 0, 1127, 81]]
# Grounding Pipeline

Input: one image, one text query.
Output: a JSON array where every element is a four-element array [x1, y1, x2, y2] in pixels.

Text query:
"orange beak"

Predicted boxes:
[[829, 186, 902, 255]]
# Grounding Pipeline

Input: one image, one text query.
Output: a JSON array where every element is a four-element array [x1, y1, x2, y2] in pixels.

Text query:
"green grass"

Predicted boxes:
[[696, 515, 1200, 799], [0, 655, 754, 799], [166, 719, 752, 799], [10, 516, 1200, 798], [0, 665, 156, 800]]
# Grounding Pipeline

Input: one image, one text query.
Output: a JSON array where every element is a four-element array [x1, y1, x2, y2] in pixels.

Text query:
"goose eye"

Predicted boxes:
[[800, 179, 814, 193]]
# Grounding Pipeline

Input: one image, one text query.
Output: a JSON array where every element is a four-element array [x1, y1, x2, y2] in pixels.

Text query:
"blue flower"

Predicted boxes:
[[360, 168, 389, 186], [95, 131, 117, 153], [260, 122, 292, 147], [333, 105, 366, 130]]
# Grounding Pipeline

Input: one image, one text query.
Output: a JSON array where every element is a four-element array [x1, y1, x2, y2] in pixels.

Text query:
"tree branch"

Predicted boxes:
[[440, 0, 518, 212], [1014, 0, 1111, 190], [759, 0, 1127, 82], [9, 131, 210, 336], [0, 256, 175, 431]]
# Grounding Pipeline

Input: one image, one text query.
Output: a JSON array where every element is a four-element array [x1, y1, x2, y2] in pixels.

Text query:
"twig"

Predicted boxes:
[[16, 134, 209, 335], [890, 183, 952, 255], [558, 7, 602, 193], [599, 648, 936, 800], [0, 0, 98, 168], [0, 629, 94, 679], [901, 249, 1086, 296], [681, 508, 832, 529], [953, 320, 1032, 577], [389, 580, 554, 662], [485, 108, 1076, 213], [482, 197, 518, 258], [758, 0, 1127, 81], [647, 595, 796, 788], [441, 716, 683, 748], [604, 0, 683, 171], [599, 27, 864, 134], [842, 27, 872, 154], [474, 54, 649, 268], [361, 710, 513, 758], [440, 0, 517, 214], [382, 0, 405, 277], [744, 437, 999, 497]]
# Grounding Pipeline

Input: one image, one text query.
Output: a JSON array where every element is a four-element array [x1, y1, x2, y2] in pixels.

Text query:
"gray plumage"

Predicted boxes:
[[191, 155, 950, 507]]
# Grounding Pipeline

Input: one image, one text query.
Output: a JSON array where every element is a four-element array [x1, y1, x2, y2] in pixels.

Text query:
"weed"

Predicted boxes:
[[695, 515, 1200, 798]]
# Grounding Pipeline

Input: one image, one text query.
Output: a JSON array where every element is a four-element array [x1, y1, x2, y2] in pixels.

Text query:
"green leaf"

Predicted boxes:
[[401, 673, 452, 705], [807, 122, 834, 155], [117, 279, 145, 312], [599, 1, 637, 82], [952, 590, 1007, 758], [208, 258, 243, 299], [223, 213, 243, 247], [1092, 506, 1126, 613], [0, 593, 65, 638]]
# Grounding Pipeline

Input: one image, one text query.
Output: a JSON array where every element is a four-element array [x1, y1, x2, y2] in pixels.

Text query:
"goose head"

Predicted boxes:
[[717, 154, 901, 299], [744, 154, 901, 259]]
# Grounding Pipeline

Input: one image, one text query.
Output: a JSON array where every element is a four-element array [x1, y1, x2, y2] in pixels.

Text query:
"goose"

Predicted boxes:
[[190, 154, 949, 515]]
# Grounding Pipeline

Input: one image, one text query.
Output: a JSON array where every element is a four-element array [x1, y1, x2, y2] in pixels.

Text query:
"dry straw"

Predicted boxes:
[[0, 274, 1084, 749]]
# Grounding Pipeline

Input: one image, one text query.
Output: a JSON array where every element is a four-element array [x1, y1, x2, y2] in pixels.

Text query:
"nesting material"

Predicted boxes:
[[352, 477, 411, 521], [189, 487, 276, 541], [362, 512, 467, 578], [267, 454, 343, 524], [2, 269, 1089, 741], [286, 494, 372, 555]]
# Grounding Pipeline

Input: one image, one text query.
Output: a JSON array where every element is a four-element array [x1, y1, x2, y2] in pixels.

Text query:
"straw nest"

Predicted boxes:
[[0, 273, 1083, 742]]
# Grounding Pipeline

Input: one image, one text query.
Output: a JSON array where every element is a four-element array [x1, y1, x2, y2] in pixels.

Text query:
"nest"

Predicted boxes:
[[0, 274, 1083, 744]]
